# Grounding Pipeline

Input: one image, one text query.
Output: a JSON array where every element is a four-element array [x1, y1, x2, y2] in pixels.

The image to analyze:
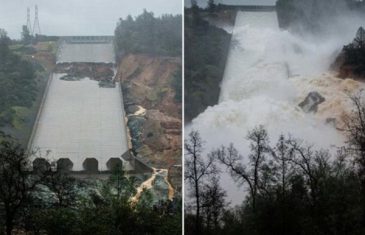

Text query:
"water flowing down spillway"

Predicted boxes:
[[187, 11, 365, 204]]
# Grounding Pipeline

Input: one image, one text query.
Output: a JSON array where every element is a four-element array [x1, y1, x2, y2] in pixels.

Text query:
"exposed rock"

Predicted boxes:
[[151, 173, 169, 201], [118, 54, 181, 170], [127, 105, 140, 114], [127, 116, 145, 150], [168, 165, 182, 193], [55, 63, 114, 81], [326, 117, 337, 128], [117, 54, 181, 118], [299, 91, 325, 113]]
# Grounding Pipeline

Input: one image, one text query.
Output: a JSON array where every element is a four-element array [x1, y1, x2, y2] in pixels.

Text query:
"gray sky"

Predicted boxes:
[[0, 0, 182, 39], [184, 0, 277, 8]]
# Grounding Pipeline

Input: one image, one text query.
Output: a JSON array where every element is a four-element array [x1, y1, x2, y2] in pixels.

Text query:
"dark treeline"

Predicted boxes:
[[184, 3, 231, 122], [342, 27, 365, 77], [0, 30, 37, 128], [0, 136, 181, 235], [185, 94, 365, 235], [114, 10, 182, 59], [276, 0, 365, 32]]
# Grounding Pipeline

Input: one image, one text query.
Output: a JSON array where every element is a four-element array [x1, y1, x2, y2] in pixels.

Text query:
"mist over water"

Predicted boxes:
[[187, 10, 365, 204], [184, 0, 276, 8]]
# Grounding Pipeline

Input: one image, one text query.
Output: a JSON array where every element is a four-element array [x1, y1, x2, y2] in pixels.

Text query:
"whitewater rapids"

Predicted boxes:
[[186, 11, 365, 205]]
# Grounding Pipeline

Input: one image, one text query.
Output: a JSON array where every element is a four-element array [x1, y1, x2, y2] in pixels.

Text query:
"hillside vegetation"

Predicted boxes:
[[276, 0, 365, 32], [184, 9, 231, 122], [114, 10, 182, 58]]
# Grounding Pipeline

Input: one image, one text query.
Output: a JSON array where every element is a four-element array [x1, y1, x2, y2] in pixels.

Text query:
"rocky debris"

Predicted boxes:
[[126, 105, 140, 114], [151, 173, 169, 201], [98, 80, 116, 88], [143, 110, 181, 151], [55, 63, 114, 81], [60, 74, 84, 81], [127, 116, 145, 150], [168, 165, 182, 194], [326, 117, 337, 128], [299, 91, 325, 113], [118, 54, 181, 118]]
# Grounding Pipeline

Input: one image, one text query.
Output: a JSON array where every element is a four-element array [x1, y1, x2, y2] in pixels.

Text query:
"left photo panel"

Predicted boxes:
[[0, 0, 182, 234]]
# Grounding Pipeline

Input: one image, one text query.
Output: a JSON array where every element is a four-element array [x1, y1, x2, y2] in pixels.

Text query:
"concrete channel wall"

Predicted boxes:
[[26, 74, 53, 154], [28, 36, 152, 174]]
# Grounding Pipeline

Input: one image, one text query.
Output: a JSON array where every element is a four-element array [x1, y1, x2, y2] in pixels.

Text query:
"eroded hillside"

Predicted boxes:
[[117, 54, 182, 170]]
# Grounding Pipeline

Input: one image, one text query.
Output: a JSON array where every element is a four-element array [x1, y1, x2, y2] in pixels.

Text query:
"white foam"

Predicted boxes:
[[187, 11, 359, 204]]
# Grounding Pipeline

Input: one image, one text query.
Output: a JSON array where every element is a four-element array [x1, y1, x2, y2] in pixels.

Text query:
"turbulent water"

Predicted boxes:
[[187, 11, 365, 204]]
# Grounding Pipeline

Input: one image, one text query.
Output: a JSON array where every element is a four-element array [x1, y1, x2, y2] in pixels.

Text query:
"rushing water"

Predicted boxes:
[[187, 11, 365, 204], [131, 168, 175, 203]]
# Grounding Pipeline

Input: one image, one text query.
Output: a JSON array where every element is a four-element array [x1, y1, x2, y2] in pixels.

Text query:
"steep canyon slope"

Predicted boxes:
[[117, 54, 182, 172]]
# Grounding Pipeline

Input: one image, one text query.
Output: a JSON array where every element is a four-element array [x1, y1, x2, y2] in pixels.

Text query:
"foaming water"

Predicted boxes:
[[187, 11, 365, 204]]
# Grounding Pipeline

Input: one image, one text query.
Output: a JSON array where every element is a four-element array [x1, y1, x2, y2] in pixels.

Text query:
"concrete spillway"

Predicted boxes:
[[57, 36, 115, 64], [30, 36, 132, 172]]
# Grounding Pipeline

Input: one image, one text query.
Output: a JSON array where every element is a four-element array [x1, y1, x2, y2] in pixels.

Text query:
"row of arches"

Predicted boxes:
[[33, 157, 123, 172]]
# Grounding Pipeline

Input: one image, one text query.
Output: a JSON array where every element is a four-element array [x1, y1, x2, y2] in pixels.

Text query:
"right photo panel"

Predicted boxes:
[[184, 0, 365, 235]]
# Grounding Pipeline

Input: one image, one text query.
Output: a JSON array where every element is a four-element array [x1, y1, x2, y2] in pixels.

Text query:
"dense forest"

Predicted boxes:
[[276, 0, 365, 32], [0, 30, 37, 130], [185, 94, 365, 235], [184, 5, 231, 122], [114, 10, 182, 58], [0, 137, 181, 235]]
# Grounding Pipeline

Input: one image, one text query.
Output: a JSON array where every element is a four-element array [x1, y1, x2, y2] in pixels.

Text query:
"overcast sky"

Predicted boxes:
[[184, 0, 276, 8], [0, 0, 182, 39]]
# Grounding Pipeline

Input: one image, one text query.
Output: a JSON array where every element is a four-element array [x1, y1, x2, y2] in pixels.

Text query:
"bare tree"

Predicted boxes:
[[286, 137, 333, 209], [185, 131, 216, 234], [216, 126, 270, 212], [200, 176, 227, 233], [344, 93, 365, 223], [270, 135, 293, 198]]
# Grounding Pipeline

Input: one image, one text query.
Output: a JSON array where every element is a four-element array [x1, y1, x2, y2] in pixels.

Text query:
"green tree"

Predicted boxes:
[[208, 0, 216, 13], [0, 139, 43, 235], [21, 25, 32, 45]]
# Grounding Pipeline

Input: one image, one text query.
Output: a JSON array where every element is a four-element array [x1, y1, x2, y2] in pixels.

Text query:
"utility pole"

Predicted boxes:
[[32, 5, 41, 35], [26, 7, 32, 33]]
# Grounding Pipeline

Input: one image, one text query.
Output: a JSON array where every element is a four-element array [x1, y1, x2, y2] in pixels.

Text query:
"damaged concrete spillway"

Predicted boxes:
[[29, 36, 132, 172]]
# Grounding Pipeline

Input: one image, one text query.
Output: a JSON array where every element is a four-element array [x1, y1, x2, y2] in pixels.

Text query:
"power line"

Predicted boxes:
[[32, 5, 41, 35], [26, 7, 32, 33]]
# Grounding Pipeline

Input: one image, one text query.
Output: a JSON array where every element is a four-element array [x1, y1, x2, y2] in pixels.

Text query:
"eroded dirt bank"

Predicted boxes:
[[117, 54, 182, 192]]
